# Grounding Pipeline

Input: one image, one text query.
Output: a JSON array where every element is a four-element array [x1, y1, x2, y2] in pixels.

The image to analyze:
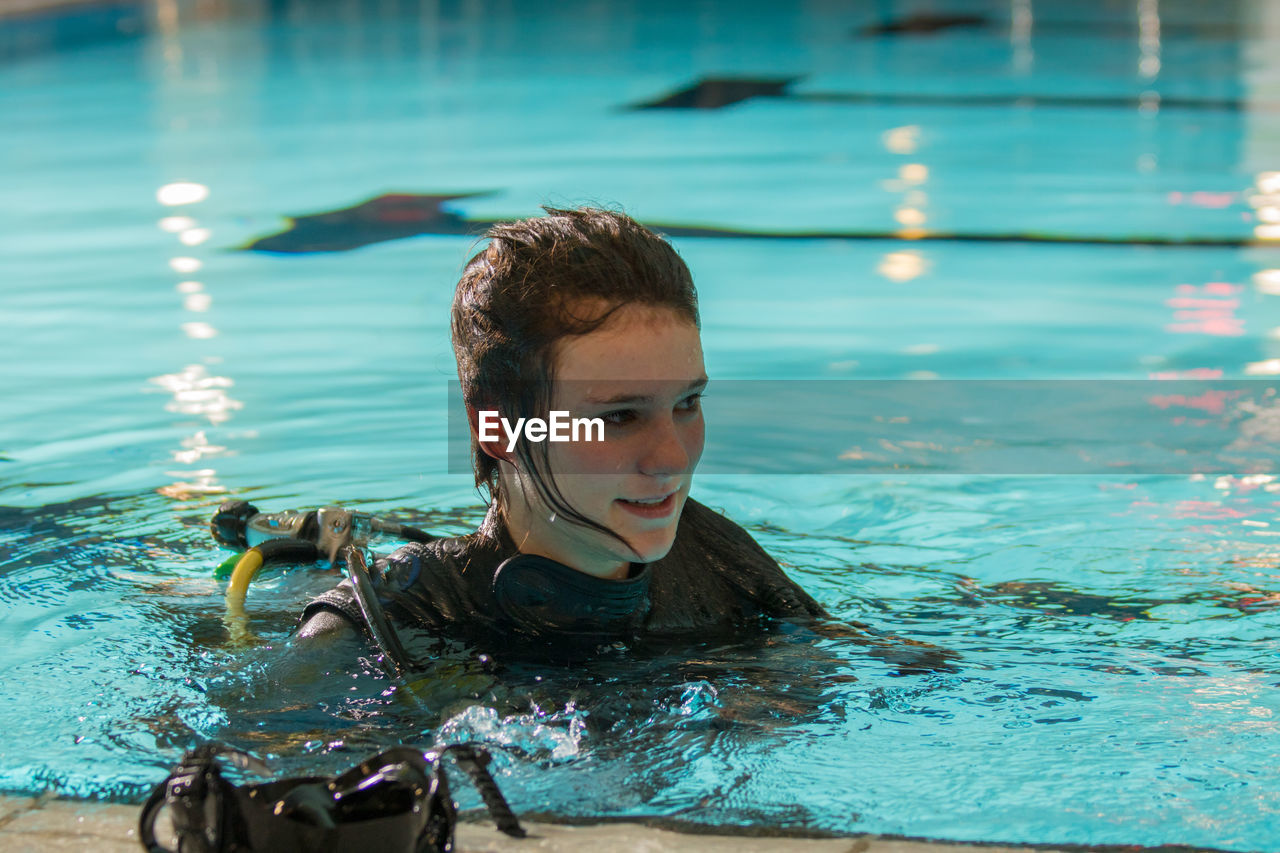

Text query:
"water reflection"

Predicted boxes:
[[1164, 281, 1243, 338], [878, 149, 931, 241], [179, 227, 211, 246], [1244, 359, 1280, 375], [881, 125, 919, 156], [183, 291, 211, 312], [173, 430, 227, 465], [150, 178, 231, 498], [1254, 269, 1280, 294], [150, 365, 240, 424], [158, 216, 195, 232], [1138, 0, 1161, 79], [155, 181, 208, 206], [1249, 173, 1280, 241], [1010, 0, 1032, 74], [181, 321, 217, 339], [876, 250, 929, 283]]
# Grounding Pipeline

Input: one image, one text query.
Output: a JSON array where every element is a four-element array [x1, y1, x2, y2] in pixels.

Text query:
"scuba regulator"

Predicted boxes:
[[210, 499, 433, 563], [211, 500, 432, 675]]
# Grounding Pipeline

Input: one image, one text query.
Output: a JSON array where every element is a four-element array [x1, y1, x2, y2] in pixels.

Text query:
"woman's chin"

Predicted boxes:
[[624, 527, 679, 564], [613, 499, 686, 563]]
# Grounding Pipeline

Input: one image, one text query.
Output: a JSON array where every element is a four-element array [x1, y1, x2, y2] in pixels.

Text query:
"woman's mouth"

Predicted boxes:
[[616, 491, 678, 519]]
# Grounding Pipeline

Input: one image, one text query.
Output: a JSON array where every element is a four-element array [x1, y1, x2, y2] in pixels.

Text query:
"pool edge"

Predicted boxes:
[[0, 792, 1247, 853]]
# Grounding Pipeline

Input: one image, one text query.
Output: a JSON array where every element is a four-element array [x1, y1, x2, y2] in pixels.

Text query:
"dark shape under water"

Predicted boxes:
[[631, 77, 1243, 114], [974, 579, 1280, 621], [631, 77, 799, 110], [241, 192, 491, 253], [857, 13, 989, 36], [984, 581, 1158, 621], [791, 90, 1242, 112], [856, 13, 1239, 40], [241, 193, 1263, 254]]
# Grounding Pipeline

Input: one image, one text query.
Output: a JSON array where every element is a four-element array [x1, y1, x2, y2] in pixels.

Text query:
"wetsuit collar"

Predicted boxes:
[[491, 553, 651, 643]]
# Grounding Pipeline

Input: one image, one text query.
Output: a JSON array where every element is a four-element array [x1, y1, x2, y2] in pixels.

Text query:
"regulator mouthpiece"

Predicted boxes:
[[210, 500, 259, 550]]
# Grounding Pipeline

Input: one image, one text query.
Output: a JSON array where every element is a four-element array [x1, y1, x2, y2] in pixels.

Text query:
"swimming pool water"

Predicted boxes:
[[2, 0, 1280, 849]]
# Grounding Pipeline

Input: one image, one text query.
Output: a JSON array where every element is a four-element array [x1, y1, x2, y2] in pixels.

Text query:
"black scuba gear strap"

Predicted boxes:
[[341, 544, 418, 676], [295, 548, 420, 678], [138, 742, 524, 853]]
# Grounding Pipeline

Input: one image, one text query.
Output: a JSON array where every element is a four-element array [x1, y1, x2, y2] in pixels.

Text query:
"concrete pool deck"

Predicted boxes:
[[0, 793, 1229, 853]]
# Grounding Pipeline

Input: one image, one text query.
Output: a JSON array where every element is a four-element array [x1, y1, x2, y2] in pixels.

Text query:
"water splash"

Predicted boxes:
[[433, 702, 588, 764]]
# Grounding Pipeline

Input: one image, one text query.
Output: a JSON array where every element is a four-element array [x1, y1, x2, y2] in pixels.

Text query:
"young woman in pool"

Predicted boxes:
[[298, 207, 952, 670]]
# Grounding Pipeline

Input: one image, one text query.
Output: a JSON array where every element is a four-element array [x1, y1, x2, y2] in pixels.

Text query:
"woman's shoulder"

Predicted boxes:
[[675, 498, 778, 560], [298, 526, 506, 635], [657, 498, 829, 620], [380, 528, 506, 610]]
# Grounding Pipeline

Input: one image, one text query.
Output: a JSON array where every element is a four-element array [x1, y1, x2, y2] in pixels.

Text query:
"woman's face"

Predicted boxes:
[[506, 303, 706, 578]]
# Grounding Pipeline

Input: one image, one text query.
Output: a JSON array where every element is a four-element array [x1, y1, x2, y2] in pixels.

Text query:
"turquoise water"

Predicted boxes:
[[2, 0, 1280, 849]]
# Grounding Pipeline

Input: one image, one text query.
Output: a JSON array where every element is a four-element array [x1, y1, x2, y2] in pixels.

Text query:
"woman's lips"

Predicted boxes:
[[616, 491, 678, 519]]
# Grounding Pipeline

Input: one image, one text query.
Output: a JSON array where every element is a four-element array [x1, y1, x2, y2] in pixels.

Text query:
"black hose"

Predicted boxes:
[[341, 544, 417, 678], [256, 537, 321, 564]]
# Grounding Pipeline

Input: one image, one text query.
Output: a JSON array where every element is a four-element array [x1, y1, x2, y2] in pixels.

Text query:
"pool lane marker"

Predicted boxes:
[[629, 76, 1247, 113], [240, 192, 488, 253], [857, 12, 988, 36], [854, 11, 1243, 39], [239, 192, 1275, 254]]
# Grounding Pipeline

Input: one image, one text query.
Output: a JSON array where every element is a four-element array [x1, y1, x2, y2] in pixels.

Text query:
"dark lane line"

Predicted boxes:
[[631, 77, 1248, 112], [791, 91, 1244, 113], [239, 193, 1270, 254]]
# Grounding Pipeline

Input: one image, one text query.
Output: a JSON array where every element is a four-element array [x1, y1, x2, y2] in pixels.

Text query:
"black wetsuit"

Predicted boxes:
[[301, 498, 828, 654]]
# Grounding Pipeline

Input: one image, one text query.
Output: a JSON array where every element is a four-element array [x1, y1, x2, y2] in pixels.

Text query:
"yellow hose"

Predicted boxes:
[[226, 547, 265, 606], [224, 548, 265, 645]]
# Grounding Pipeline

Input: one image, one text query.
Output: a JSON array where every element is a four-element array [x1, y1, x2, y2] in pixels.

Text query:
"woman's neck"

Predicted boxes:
[[498, 498, 630, 580]]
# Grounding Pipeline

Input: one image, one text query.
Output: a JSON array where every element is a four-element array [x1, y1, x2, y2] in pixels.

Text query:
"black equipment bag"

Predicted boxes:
[[138, 742, 525, 853]]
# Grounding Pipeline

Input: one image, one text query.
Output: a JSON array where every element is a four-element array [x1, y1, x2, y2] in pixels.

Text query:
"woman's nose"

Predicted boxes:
[[638, 415, 694, 476]]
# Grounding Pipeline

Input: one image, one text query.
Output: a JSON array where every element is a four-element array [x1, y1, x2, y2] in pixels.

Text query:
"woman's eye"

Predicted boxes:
[[601, 409, 636, 425], [676, 393, 702, 414]]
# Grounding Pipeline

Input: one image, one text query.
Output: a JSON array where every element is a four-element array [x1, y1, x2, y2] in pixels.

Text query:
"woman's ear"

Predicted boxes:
[[469, 405, 516, 465]]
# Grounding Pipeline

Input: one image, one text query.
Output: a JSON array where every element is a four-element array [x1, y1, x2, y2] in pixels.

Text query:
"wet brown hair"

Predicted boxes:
[[452, 206, 700, 539]]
